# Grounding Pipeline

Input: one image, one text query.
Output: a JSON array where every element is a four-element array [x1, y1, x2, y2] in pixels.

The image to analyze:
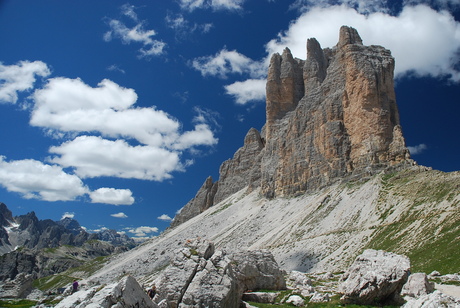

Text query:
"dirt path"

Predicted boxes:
[[435, 283, 460, 299]]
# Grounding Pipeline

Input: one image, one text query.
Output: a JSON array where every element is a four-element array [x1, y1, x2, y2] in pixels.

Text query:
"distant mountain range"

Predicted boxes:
[[0, 202, 135, 256], [0, 202, 136, 298]]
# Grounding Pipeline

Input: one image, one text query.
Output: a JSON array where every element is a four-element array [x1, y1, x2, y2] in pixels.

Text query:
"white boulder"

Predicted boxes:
[[340, 249, 410, 305]]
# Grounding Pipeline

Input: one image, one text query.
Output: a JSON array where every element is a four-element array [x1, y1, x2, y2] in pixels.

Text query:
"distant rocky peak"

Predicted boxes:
[[0, 203, 13, 227], [57, 217, 83, 235], [337, 25, 363, 48]]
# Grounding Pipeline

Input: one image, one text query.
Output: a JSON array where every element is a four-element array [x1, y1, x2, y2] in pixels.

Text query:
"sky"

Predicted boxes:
[[0, 0, 459, 241]]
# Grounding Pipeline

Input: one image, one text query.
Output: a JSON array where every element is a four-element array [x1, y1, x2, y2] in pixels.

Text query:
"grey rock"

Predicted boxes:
[[170, 176, 218, 228], [310, 292, 330, 303], [402, 290, 460, 308], [213, 127, 265, 204], [286, 295, 305, 306], [229, 249, 286, 294], [172, 25, 413, 227], [153, 239, 285, 308], [55, 275, 158, 308], [401, 273, 435, 298], [340, 249, 410, 305], [287, 271, 312, 289], [242, 292, 279, 304]]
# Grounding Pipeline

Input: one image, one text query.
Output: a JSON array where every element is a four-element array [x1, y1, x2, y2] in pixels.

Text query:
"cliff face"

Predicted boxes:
[[172, 26, 411, 225], [261, 26, 410, 198]]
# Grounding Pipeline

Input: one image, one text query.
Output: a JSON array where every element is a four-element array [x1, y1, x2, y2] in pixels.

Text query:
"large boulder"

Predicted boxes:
[[153, 238, 285, 308], [154, 238, 238, 308], [401, 273, 435, 298], [229, 249, 286, 294], [55, 275, 157, 308], [402, 290, 460, 308], [340, 249, 410, 305]]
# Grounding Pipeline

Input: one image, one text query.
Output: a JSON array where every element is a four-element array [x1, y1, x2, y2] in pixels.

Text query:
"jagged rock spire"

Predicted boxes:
[[172, 26, 412, 226]]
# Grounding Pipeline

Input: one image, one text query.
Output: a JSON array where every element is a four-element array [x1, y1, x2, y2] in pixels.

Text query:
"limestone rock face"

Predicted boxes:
[[55, 275, 158, 308], [229, 250, 286, 294], [153, 238, 285, 308], [172, 26, 412, 226], [402, 290, 460, 308], [340, 249, 410, 305], [214, 128, 265, 204], [170, 176, 218, 228], [401, 273, 435, 298], [260, 26, 410, 198]]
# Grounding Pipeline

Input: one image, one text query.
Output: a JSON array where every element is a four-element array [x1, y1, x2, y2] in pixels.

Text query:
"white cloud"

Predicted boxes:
[[90, 187, 135, 205], [27, 76, 218, 184], [61, 212, 75, 220], [30, 77, 218, 152], [111, 212, 128, 218], [198, 3, 460, 105], [0, 156, 88, 202], [31, 77, 182, 146], [0, 61, 50, 104], [174, 124, 218, 150], [165, 13, 213, 38], [179, 0, 245, 11], [404, 0, 460, 10], [225, 79, 267, 105], [290, 0, 391, 14], [120, 3, 138, 21], [407, 143, 428, 155], [266, 4, 460, 81], [107, 64, 125, 74], [49, 136, 182, 181], [127, 226, 159, 237], [192, 49, 265, 79], [104, 6, 166, 58], [157, 214, 173, 221]]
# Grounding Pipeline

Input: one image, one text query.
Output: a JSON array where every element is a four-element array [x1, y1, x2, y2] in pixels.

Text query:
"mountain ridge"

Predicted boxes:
[[172, 25, 413, 228]]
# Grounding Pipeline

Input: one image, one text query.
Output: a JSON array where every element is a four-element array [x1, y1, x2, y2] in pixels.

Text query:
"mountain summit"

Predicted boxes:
[[172, 26, 413, 227]]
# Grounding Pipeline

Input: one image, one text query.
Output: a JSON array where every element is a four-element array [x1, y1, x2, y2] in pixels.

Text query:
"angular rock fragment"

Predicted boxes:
[[340, 249, 410, 305]]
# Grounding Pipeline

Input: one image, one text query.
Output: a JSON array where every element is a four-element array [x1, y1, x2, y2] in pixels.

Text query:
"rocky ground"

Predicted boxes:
[[3, 244, 458, 307]]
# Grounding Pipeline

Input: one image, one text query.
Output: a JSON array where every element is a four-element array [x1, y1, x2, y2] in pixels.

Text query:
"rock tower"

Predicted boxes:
[[171, 26, 411, 227]]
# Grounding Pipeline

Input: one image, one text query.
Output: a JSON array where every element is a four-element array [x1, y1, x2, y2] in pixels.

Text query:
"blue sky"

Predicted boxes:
[[0, 0, 459, 241]]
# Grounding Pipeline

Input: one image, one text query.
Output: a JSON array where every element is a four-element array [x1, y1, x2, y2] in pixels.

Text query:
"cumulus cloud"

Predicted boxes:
[[192, 49, 265, 79], [31, 77, 218, 152], [127, 226, 159, 237], [111, 212, 128, 218], [225, 79, 267, 105], [0, 61, 50, 104], [408, 143, 428, 155], [104, 6, 166, 58], [49, 136, 182, 181], [61, 212, 75, 220], [157, 214, 173, 221], [265, 4, 460, 81], [0, 156, 88, 202], [196, 2, 460, 105], [179, 0, 245, 11], [30, 77, 183, 146], [90, 187, 135, 205]]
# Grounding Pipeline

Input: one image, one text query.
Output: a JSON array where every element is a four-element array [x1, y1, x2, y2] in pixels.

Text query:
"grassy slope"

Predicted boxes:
[[363, 168, 460, 274]]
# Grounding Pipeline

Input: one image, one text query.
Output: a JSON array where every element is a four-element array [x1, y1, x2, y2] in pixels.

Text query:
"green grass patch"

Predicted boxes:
[[33, 255, 109, 291], [209, 202, 233, 216], [33, 273, 77, 291], [0, 299, 37, 308]]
